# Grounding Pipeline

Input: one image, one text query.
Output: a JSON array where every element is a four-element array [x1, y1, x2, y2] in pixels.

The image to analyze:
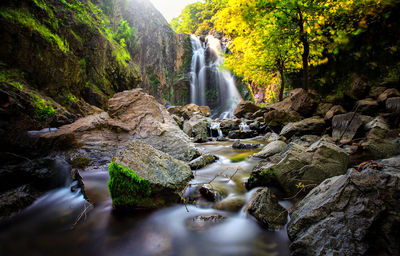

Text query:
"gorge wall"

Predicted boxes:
[[0, 0, 192, 154]]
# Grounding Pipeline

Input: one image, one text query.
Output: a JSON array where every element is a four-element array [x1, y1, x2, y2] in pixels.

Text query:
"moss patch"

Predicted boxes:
[[107, 162, 152, 208], [71, 156, 90, 169]]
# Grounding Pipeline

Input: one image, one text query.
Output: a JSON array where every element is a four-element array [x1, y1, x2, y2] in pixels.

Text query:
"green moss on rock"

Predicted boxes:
[[107, 161, 152, 209]]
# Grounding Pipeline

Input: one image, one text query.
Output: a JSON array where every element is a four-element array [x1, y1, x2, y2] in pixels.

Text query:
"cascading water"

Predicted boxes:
[[190, 35, 242, 119]]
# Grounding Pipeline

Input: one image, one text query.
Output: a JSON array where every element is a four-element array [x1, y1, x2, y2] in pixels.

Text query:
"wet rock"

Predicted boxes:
[[220, 118, 242, 135], [264, 110, 302, 129], [332, 112, 363, 142], [234, 101, 261, 119], [168, 104, 211, 120], [253, 141, 287, 158], [232, 141, 260, 149], [213, 196, 247, 212], [263, 132, 285, 143], [41, 89, 199, 164], [111, 140, 193, 209], [245, 188, 287, 230], [288, 156, 400, 256], [189, 154, 217, 170], [324, 105, 346, 122], [356, 99, 379, 115], [183, 115, 209, 142], [199, 186, 217, 202], [377, 88, 400, 103], [246, 165, 280, 190], [228, 130, 258, 139], [186, 214, 226, 231], [280, 117, 325, 139], [0, 185, 40, 217]]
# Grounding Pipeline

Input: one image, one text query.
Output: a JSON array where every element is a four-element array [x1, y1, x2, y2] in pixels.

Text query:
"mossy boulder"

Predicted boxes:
[[107, 162, 152, 209], [110, 140, 193, 210]]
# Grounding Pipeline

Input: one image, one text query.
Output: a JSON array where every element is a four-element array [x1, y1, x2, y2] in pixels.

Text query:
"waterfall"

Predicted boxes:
[[189, 35, 242, 119]]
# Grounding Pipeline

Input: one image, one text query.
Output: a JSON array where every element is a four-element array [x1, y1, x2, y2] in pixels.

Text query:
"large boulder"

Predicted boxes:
[[234, 101, 261, 119], [356, 99, 379, 115], [288, 156, 400, 256], [324, 105, 346, 123], [289, 89, 320, 117], [248, 139, 349, 196], [183, 115, 209, 142], [220, 118, 242, 135], [253, 140, 287, 158], [377, 88, 400, 104], [245, 188, 287, 230], [332, 113, 365, 142], [41, 89, 199, 170], [109, 140, 193, 209], [280, 117, 325, 138], [264, 110, 302, 129], [189, 154, 217, 170]]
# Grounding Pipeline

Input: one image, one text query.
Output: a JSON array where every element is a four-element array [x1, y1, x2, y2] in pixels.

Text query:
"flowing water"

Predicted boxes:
[[0, 140, 291, 256], [190, 35, 242, 119]]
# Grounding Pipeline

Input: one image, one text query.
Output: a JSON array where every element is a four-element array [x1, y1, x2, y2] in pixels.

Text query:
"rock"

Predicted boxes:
[[199, 106, 211, 117], [314, 103, 333, 117], [248, 138, 349, 196], [246, 164, 280, 189], [228, 130, 258, 139], [252, 107, 272, 119], [245, 188, 287, 230], [0, 185, 40, 217], [346, 74, 371, 99], [289, 89, 319, 117], [213, 196, 247, 212], [232, 141, 260, 149], [356, 99, 380, 115], [289, 135, 321, 148], [41, 89, 199, 165], [264, 110, 302, 129], [288, 156, 400, 256], [280, 117, 325, 138], [183, 115, 209, 142], [170, 114, 184, 129], [189, 154, 217, 170], [110, 140, 193, 209], [332, 112, 363, 142], [168, 104, 211, 120], [377, 88, 400, 103], [386, 97, 400, 113], [263, 132, 284, 143], [364, 116, 390, 131], [186, 214, 226, 231], [220, 118, 242, 135], [233, 101, 261, 119], [253, 141, 287, 158], [369, 86, 387, 99], [324, 105, 346, 122]]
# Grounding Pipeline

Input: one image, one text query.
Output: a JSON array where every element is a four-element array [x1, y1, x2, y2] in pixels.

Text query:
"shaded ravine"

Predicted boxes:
[[0, 140, 291, 256]]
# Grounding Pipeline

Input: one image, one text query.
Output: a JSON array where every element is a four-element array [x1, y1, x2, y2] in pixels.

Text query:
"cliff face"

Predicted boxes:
[[111, 0, 192, 105], [0, 0, 192, 155]]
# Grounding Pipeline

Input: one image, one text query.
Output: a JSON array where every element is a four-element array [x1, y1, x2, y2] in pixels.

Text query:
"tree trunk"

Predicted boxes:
[[278, 67, 285, 101], [298, 9, 309, 91]]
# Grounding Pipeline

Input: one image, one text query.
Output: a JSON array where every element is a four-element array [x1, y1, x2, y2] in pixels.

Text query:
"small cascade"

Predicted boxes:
[[210, 122, 223, 137], [189, 35, 242, 119], [239, 122, 251, 132]]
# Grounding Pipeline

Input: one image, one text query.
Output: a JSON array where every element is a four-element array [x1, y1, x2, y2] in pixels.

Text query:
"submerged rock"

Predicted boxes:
[[186, 214, 226, 231], [213, 195, 247, 212], [288, 156, 400, 256], [232, 141, 260, 149], [228, 130, 258, 139], [109, 140, 193, 209], [245, 188, 287, 230], [189, 154, 217, 170]]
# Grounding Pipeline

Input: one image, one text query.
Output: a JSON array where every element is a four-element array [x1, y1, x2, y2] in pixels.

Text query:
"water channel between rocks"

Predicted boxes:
[[0, 140, 291, 256]]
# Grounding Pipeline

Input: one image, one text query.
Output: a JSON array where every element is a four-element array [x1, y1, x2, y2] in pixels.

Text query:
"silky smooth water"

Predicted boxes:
[[0, 140, 291, 256]]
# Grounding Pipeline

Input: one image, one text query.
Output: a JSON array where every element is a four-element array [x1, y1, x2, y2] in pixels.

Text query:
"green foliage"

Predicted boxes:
[[170, 0, 228, 34], [261, 167, 277, 180], [107, 162, 152, 208], [0, 67, 25, 90], [65, 94, 78, 104], [31, 94, 56, 121], [113, 19, 136, 47], [0, 9, 69, 53]]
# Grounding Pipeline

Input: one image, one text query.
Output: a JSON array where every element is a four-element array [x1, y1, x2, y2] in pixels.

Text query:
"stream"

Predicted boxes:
[[0, 140, 291, 256]]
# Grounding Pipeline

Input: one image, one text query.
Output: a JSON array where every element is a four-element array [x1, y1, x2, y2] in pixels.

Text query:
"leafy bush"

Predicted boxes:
[[31, 94, 56, 121]]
